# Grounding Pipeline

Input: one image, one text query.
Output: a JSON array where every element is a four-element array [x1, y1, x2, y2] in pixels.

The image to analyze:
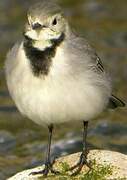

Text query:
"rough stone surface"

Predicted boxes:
[[8, 150, 127, 180]]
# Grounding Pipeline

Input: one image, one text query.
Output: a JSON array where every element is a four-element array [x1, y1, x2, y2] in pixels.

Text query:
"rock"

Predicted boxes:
[[8, 150, 127, 180]]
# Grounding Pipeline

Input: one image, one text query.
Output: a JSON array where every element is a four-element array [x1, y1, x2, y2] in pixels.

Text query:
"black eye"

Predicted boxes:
[[52, 18, 57, 26]]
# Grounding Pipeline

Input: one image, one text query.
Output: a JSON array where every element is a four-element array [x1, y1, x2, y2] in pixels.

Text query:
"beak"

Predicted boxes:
[[32, 23, 46, 30], [23, 23, 48, 41]]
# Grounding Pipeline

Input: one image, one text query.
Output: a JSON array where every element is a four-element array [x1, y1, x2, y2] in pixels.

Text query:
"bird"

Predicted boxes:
[[5, 0, 125, 177]]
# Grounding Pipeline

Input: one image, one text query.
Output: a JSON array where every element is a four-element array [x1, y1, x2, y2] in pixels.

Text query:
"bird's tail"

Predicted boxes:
[[108, 95, 126, 109]]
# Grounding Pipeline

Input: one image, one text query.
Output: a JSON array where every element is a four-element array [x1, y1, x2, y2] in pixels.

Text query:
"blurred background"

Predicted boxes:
[[0, 0, 127, 179]]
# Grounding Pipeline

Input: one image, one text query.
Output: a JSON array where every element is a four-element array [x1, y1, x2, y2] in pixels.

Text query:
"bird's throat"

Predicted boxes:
[[32, 39, 53, 51], [23, 33, 65, 77]]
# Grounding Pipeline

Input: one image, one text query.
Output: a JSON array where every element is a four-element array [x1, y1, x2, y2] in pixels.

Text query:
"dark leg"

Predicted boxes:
[[30, 124, 59, 177], [69, 121, 91, 176]]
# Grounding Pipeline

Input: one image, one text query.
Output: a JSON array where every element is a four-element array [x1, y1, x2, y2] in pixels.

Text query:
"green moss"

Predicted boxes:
[[79, 160, 113, 180], [60, 162, 70, 173], [37, 160, 113, 180]]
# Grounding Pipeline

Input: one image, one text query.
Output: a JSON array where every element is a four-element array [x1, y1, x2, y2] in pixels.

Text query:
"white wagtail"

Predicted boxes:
[[5, 0, 125, 177]]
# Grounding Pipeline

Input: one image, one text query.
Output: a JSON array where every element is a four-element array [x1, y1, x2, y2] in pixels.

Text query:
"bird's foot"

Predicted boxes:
[[30, 159, 60, 177], [68, 151, 92, 176]]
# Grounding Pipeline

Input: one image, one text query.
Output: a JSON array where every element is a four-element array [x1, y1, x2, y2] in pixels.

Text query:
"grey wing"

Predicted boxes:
[[70, 33, 105, 73], [95, 55, 104, 72], [94, 55, 126, 108], [81, 38, 105, 73], [79, 38, 125, 108], [90, 50, 105, 73], [108, 95, 126, 109]]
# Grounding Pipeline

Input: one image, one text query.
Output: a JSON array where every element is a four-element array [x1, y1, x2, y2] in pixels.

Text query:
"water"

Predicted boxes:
[[0, 0, 127, 179]]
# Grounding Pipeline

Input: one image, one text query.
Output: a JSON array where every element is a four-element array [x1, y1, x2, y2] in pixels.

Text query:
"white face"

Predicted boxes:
[[24, 13, 66, 50]]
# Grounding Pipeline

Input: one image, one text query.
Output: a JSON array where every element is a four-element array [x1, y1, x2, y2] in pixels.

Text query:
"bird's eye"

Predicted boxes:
[[52, 18, 57, 26]]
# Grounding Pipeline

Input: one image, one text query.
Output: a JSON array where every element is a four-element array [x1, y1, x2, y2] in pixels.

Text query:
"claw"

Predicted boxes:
[[50, 168, 60, 175], [67, 152, 92, 176], [29, 161, 60, 177], [30, 168, 49, 176]]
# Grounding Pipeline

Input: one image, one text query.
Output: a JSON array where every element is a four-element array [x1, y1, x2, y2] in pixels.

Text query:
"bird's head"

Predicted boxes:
[[23, 1, 67, 50]]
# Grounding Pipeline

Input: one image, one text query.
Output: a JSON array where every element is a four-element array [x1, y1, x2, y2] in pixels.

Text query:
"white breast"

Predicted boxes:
[[5, 42, 111, 126]]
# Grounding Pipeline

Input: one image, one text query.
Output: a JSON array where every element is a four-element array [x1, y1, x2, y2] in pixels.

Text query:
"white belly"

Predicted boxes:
[[5, 43, 110, 126], [8, 77, 107, 126]]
